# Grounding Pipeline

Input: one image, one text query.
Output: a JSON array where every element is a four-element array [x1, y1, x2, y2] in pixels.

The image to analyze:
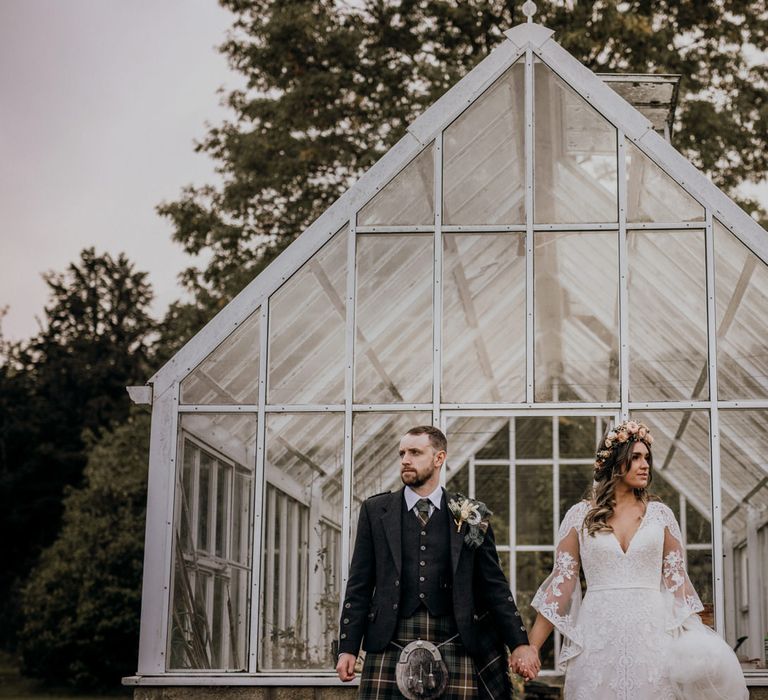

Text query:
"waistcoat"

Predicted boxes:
[[400, 493, 453, 618]]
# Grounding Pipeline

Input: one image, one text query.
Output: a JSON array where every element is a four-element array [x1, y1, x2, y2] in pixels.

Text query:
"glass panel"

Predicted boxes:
[[476, 464, 510, 544], [626, 141, 704, 222], [630, 410, 711, 526], [215, 466, 229, 558], [686, 501, 710, 545], [630, 409, 714, 626], [515, 417, 552, 459], [534, 61, 617, 224], [357, 143, 434, 226], [259, 413, 343, 670], [169, 414, 256, 670], [268, 229, 346, 404], [180, 309, 260, 404], [714, 220, 768, 400], [442, 234, 526, 402], [534, 232, 619, 401], [516, 551, 555, 669], [628, 230, 708, 401], [351, 412, 431, 540], [516, 465, 552, 545], [687, 550, 713, 611], [443, 61, 525, 225], [446, 460, 468, 495], [559, 464, 593, 517], [355, 235, 433, 403], [559, 415, 598, 459], [445, 417, 510, 486], [719, 409, 768, 668]]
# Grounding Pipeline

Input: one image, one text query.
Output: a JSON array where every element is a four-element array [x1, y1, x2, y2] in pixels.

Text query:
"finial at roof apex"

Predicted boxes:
[[522, 0, 537, 22]]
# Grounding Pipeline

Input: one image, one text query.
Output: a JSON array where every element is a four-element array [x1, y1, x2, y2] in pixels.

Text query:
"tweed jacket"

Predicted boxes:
[[338, 487, 529, 658]]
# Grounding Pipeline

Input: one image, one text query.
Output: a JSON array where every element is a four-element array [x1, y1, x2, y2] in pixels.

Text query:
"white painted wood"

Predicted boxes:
[[525, 48, 535, 404], [247, 306, 269, 672], [636, 130, 768, 262], [123, 674, 357, 686], [617, 134, 630, 420], [504, 23, 554, 49], [407, 40, 525, 146], [432, 132, 443, 428], [746, 507, 764, 661], [533, 42, 653, 141], [137, 385, 177, 674], [705, 209, 726, 635], [340, 220, 355, 615], [127, 385, 153, 405]]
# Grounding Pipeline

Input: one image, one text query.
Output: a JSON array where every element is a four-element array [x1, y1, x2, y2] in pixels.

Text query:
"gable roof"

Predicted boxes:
[[148, 21, 768, 399]]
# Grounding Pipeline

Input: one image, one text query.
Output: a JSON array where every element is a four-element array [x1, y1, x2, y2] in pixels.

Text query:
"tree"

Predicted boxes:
[[159, 0, 768, 310], [18, 409, 150, 689], [0, 248, 156, 648]]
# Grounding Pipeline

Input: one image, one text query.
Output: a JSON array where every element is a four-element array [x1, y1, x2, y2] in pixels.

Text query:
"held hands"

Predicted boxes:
[[509, 644, 541, 681], [336, 652, 357, 682]]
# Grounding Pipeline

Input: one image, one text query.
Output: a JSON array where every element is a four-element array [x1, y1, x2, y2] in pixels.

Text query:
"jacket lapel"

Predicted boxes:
[[381, 488, 403, 575], [446, 489, 465, 573]]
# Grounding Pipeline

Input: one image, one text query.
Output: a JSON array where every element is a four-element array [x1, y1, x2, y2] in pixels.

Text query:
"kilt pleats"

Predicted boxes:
[[358, 608, 512, 700]]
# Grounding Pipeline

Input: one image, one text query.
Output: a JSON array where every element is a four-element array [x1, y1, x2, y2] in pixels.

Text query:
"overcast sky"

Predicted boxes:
[[0, 0, 237, 342]]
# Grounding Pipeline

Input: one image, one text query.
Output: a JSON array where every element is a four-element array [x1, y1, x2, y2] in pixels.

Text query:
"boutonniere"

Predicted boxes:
[[447, 493, 492, 549]]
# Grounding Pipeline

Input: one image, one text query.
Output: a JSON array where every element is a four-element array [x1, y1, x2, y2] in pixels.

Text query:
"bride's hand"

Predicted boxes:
[[509, 644, 541, 680]]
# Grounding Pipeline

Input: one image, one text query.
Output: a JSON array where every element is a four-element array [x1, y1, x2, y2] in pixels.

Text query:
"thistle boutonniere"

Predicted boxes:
[[447, 493, 492, 549]]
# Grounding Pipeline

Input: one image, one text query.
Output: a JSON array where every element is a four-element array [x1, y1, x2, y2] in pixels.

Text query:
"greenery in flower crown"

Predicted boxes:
[[447, 494, 492, 549], [594, 420, 653, 472]]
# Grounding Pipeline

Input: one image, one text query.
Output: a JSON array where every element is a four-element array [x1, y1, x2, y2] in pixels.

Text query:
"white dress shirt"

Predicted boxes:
[[404, 484, 442, 519]]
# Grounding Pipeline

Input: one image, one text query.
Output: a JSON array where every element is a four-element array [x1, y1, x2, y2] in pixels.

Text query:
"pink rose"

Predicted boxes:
[[617, 430, 629, 442], [626, 421, 639, 434], [638, 426, 647, 438]]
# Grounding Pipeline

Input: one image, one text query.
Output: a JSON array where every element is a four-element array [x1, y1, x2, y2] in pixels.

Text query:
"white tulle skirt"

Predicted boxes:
[[664, 615, 749, 700]]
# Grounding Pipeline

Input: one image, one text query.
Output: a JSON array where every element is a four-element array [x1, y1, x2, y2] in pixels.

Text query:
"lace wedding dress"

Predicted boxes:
[[532, 501, 748, 700]]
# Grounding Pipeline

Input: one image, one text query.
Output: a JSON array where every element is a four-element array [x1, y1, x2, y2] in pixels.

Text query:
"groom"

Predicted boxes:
[[336, 425, 540, 697]]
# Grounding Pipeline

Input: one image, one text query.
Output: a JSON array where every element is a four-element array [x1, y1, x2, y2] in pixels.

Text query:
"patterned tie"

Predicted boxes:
[[415, 498, 432, 526]]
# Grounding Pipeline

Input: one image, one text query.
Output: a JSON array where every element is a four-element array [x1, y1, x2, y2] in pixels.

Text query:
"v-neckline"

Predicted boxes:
[[609, 504, 649, 555]]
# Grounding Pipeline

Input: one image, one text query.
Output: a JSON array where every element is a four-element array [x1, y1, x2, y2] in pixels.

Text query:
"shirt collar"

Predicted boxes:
[[404, 484, 443, 511]]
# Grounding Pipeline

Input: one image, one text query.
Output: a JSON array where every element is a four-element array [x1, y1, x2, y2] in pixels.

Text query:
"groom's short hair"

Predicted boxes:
[[405, 425, 447, 454]]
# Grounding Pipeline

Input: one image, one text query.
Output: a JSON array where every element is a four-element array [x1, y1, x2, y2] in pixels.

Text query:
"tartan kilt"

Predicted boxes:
[[358, 607, 512, 700]]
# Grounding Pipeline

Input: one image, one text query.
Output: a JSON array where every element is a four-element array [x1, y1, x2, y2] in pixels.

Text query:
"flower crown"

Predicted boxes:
[[594, 420, 653, 473]]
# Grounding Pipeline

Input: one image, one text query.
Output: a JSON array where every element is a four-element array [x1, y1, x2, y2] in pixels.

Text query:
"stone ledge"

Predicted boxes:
[[133, 688, 358, 700]]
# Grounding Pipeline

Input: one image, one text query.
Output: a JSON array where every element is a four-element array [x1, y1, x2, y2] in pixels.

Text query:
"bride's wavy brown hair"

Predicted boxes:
[[583, 429, 658, 537]]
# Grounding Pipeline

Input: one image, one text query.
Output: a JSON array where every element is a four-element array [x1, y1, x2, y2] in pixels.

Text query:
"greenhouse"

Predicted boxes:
[[126, 17, 768, 695]]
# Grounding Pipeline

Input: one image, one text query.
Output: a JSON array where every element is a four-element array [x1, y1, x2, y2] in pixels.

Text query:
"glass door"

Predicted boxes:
[[441, 412, 615, 672]]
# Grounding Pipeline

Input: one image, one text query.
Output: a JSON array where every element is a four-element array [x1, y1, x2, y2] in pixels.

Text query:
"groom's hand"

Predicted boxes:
[[336, 652, 357, 682], [509, 644, 541, 680]]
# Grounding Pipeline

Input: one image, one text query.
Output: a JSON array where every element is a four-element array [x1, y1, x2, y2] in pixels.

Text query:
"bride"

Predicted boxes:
[[527, 420, 748, 700]]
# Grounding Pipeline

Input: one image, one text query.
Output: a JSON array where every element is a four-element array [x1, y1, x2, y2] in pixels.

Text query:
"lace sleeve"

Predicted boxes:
[[658, 504, 704, 631], [532, 501, 586, 668]]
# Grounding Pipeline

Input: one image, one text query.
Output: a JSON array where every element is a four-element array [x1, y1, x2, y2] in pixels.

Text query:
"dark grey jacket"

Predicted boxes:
[[337, 487, 530, 657]]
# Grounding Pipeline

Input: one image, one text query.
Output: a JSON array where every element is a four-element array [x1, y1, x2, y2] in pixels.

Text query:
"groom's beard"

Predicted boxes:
[[401, 472, 429, 488], [400, 466, 435, 488]]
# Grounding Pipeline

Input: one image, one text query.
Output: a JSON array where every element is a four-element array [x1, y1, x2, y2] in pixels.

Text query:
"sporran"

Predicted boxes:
[[395, 638, 450, 699]]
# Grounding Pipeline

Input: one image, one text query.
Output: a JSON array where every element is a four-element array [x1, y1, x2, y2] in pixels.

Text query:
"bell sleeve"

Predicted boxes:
[[531, 501, 587, 668], [658, 503, 704, 631]]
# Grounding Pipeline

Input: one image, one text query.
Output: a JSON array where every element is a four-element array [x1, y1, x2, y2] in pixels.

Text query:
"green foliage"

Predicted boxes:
[[18, 410, 150, 690], [160, 0, 768, 309], [0, 248, 156, 649]]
